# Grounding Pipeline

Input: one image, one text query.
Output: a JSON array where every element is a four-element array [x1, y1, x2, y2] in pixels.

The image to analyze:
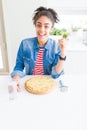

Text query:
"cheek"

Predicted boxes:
[[47, 29, 52, 35], [35, 28, 38, 35]]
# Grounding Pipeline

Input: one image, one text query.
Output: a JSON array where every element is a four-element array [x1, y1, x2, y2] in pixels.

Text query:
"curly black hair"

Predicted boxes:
[[32, 6, 59, 27]]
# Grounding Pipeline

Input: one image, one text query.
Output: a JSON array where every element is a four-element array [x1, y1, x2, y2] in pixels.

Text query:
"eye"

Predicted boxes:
[[45, 26, 49, 29], [36, 24, 41, 28]]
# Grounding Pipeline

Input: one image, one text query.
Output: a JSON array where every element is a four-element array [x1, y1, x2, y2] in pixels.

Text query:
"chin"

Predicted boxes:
[[38, 38, 45, 42], [39, 37, 47, 41]]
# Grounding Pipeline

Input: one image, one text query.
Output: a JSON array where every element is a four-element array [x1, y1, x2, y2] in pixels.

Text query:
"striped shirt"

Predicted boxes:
[[33, 47, 44, 75]]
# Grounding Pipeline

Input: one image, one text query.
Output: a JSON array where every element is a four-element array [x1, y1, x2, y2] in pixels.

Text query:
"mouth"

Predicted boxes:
[[38, 33, 46, 37]]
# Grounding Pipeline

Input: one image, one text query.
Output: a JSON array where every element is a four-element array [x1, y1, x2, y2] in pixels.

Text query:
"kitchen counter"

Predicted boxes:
[[0, 75, 87, 130]]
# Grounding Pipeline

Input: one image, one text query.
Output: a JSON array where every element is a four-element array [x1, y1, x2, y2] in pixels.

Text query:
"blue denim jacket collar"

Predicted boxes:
[[34, 37, 50, 50]]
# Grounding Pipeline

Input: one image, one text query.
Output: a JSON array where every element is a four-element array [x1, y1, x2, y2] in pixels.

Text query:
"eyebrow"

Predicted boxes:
[[36, 22, 50, 25]]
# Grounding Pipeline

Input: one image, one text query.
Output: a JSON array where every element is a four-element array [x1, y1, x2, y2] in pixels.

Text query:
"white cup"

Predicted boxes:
[[8, 80, 17, 100]]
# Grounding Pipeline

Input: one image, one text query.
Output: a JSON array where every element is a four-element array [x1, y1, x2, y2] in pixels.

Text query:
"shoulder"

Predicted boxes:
[[19, 37, 37, 47], [48, 38, 59, 48], [47, 38, 60, 53], [18, 37, 37, 51], [21, 37, 37, 44]]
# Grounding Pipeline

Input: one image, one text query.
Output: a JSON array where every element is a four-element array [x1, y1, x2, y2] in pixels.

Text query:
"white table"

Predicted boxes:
[[0, 75, 87, 130]]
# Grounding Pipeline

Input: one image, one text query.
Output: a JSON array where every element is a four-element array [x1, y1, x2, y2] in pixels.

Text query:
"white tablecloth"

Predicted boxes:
[[0, 75, 87, 130]]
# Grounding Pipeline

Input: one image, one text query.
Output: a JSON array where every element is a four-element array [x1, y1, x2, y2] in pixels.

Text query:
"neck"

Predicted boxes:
[[38, 41, 47, 46]]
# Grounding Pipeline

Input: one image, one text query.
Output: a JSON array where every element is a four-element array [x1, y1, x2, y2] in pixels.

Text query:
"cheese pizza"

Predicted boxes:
[[25, 75, 57, 94]]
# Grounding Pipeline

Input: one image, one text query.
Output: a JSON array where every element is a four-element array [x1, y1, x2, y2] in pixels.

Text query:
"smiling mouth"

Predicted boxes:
[[38, 33, 46, 37]]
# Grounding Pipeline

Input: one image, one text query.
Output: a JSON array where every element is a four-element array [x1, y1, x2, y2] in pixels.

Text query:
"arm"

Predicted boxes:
[[11, 41, 25, 78], [55, 38, 67, 73], [51, 38, 67, 79], [10, 41, 26, 90]]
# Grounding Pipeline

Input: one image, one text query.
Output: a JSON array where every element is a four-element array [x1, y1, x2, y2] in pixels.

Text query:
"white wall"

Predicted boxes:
[[2, 0, 47, 72], [47, 0, 87, 14], [64, 51, 87, 75], [47, 0, 87, 8]]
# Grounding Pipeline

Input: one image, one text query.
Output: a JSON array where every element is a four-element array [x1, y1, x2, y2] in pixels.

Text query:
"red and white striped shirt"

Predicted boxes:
[[33, 48, 44, 75]]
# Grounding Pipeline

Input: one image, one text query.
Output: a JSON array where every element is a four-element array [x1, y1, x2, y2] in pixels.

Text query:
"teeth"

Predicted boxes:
[[39, 33, 45, 36]]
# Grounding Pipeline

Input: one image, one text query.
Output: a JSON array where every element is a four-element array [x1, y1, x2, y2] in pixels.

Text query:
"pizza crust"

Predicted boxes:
[[25, 76, 57, 94]]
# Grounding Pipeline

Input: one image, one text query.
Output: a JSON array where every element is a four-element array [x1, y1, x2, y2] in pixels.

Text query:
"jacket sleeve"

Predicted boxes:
[[11, 41, 25, 78], [51, 44, 64, 79], [51, 66, 64, 79]]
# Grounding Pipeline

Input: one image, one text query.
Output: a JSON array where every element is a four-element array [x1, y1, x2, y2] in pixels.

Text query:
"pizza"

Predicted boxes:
[[25, 75, 57, 94]]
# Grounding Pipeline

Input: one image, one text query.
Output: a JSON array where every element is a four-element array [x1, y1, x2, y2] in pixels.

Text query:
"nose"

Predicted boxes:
[[40, 26, 45, 32]]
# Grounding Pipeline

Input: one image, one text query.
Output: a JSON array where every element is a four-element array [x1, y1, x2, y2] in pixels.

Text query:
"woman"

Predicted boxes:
[[11, 6, 67, 91]]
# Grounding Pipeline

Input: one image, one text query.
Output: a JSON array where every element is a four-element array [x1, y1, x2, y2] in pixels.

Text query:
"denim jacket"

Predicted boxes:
[[11, 37, 64, 79]]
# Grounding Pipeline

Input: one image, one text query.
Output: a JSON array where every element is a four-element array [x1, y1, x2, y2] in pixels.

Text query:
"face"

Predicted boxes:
[[35, 16, 53, 46]]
